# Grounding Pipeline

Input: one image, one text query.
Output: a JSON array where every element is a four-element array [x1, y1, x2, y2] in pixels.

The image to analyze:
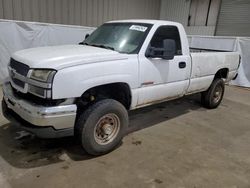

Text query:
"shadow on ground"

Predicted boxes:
[[0, 94, 202, 168]]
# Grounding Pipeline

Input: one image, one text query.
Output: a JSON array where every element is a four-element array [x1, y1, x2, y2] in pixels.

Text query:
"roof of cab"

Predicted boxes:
[[107, 19, 182, 26]]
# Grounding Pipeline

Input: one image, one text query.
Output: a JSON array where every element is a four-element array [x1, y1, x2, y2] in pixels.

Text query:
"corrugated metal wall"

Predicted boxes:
[[160, 0, 190, 25], [0, 0, 161, 26], [216, 0, 250, 36], [160, 0, 217, 36]]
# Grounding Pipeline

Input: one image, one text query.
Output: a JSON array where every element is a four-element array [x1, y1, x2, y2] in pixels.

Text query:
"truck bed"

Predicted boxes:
[[186, 51, 240, 94]]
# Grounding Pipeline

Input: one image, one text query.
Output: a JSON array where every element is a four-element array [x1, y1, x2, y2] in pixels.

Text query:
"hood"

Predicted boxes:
[[12, 45, 128, 70]]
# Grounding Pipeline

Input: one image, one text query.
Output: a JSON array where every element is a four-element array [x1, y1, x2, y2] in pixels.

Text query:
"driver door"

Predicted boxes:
[[137, 25, 191, 106]]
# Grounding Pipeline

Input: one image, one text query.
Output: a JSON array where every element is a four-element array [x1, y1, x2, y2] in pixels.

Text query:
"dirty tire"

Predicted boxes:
[[75, 99, 128, 156], [201, 78, 225, 109]]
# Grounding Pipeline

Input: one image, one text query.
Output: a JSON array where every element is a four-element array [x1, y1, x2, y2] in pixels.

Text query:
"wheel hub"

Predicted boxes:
[[102, 124, 113, 135], [94, 113, 120, 145], [213, 85, 223, 103]]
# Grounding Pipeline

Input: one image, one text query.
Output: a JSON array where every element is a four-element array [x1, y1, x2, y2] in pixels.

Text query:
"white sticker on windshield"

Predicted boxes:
[[129, 25, 148, 32]]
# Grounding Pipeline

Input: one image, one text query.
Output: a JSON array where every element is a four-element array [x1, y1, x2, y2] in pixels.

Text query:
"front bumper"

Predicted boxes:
[[2, 82, 77, 138]]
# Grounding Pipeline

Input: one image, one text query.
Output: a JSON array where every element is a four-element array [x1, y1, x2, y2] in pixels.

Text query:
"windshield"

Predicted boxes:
[[83, 23, 152, 54]]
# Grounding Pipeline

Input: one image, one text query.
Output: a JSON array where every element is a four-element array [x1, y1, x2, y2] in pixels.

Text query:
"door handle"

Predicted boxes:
[[179, 62, 186, 69]]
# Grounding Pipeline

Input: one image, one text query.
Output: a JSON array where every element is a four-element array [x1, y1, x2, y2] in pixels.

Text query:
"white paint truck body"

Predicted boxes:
[[2, 20, 240, 153]]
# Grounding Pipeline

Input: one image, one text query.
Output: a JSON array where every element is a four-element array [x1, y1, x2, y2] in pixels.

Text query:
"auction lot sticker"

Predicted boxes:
[[129, 25, 148, 32]]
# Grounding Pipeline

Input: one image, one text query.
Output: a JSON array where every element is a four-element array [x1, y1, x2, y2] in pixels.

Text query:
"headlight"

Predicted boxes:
[[28, 69, 56, 98], [30, 69, 56, 82]]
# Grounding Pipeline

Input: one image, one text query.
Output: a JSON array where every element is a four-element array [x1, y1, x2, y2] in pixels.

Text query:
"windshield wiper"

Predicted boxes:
[[90, 44, 115, 51], [79, 42, 115, 51], [79, 41, 89, 45]]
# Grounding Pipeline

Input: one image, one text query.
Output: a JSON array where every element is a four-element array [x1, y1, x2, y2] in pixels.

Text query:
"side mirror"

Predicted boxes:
[[162, 39, 176, 60], [146, 39, 176, 60]]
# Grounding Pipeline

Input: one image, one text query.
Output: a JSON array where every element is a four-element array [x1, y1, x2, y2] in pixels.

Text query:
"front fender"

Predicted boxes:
[[52, 57, 138, 99]]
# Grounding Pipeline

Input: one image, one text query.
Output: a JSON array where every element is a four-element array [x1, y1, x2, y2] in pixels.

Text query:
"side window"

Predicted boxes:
[[150, 26, 182, 55]]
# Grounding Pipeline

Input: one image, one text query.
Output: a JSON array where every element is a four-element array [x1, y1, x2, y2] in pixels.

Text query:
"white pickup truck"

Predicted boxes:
[[2, 20, 240, 155]]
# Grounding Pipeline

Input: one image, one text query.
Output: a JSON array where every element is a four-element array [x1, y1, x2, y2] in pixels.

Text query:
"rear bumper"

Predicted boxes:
[[233, 73, 238, 80], [2, 82, 76, 138], [226, 70, 238, 82]]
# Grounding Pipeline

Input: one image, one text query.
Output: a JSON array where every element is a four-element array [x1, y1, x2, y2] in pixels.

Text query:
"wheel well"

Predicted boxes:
[[214, 68, 229, 80], [79, 83, 132, 110]]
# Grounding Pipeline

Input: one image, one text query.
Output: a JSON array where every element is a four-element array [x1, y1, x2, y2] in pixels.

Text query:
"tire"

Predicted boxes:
[[201, 78, 225, 109], [75, 99, 128, 156]]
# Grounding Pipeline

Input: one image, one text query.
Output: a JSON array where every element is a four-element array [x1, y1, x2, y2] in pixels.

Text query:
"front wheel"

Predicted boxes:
[[75, 99, 128, 156], [201, 78, 225, 109]]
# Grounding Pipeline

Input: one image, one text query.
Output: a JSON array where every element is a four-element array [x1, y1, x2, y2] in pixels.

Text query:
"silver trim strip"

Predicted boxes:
[[28, 78, 52, 88], [28, 85, 51, 99]]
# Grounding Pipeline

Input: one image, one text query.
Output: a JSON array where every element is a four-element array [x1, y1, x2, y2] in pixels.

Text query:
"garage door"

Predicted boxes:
[[216, 0, 250, 36]]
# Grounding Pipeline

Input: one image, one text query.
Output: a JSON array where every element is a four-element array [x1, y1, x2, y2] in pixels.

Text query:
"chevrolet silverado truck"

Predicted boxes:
[[2, 20, 240, 155]]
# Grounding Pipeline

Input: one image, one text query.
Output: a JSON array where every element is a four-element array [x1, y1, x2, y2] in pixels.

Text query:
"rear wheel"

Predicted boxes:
[[75, 99, 128, 156], [201, 78, 225, 109]]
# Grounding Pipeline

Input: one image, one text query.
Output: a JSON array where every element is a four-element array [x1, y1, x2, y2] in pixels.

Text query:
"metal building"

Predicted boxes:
[[0, 0, 249, 36], [0, 0, 160, 27], [160, 0, 250, 36]]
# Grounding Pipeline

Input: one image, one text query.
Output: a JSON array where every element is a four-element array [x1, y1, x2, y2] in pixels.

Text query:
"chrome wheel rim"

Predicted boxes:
[[94, 113, 120, 145], [213, 85, 223, 104]]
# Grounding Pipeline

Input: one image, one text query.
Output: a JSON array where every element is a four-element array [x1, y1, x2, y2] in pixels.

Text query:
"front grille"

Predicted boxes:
[[12, 78, 25, 88], [10, 58, 29, 76], [9, 58, 30, 89]]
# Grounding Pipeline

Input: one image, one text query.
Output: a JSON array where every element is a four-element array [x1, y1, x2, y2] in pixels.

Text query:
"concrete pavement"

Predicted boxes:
[[0, 86, 250, 188]]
